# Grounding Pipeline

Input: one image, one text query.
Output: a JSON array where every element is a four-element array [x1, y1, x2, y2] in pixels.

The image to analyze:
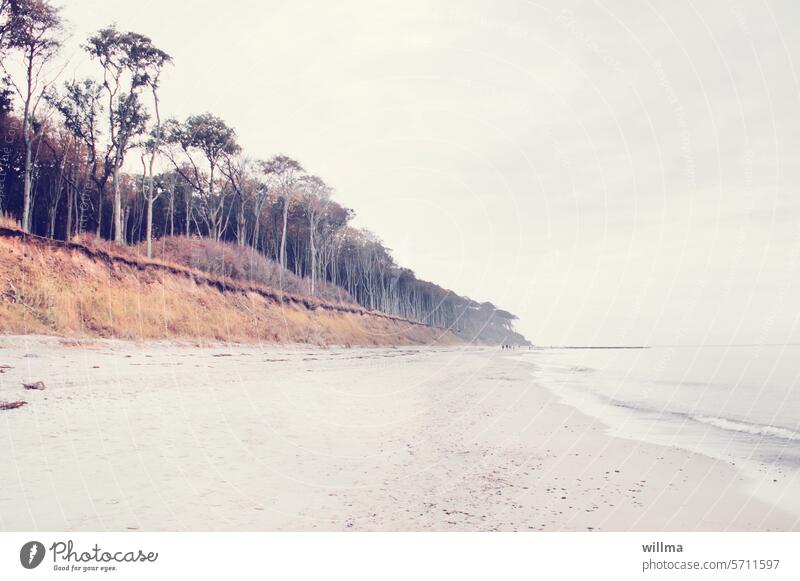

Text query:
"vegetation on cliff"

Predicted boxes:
[[0, 0, 527, 345]]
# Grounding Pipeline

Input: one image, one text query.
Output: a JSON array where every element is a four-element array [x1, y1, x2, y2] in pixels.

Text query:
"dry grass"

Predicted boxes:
[[0, 231, 459, 346], [138, 236, 353, 304], [0, 212, 20, 230], [72, 232, 140, 259]]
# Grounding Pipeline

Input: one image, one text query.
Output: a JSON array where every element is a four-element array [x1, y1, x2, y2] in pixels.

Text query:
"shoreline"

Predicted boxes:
[[0, 336, 796, 531], [521, 350, 800, 523]]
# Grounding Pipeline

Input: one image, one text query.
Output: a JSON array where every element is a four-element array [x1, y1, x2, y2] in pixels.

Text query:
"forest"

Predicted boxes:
[[0, 0, 527, 345]]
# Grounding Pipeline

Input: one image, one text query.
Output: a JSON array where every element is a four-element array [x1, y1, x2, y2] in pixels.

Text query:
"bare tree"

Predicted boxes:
[[140, 49, 172, 257], [40, 126, 72, 237], [298, 175, 331, 295], [160, 124, 195, 237], [250, 175, 269, 251], [261, 154, 303, 272], [84, 25, 169, 243], [1, 0, 64, 231], [220, 153, 253, 247]]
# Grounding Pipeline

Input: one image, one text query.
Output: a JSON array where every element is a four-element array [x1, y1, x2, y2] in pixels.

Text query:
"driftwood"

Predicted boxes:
[[23, 381, 46, 390], [0, 401, 27, 411]]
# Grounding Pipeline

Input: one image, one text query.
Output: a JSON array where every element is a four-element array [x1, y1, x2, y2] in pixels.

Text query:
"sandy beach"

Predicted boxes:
[[0, 336, 796, 531]]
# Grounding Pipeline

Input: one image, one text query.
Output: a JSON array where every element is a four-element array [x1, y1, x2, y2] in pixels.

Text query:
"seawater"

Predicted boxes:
[[522, 345, 800, 516]]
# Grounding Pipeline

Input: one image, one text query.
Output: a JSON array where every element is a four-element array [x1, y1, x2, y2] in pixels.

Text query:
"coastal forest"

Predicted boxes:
[[0, 0, 527, 345]]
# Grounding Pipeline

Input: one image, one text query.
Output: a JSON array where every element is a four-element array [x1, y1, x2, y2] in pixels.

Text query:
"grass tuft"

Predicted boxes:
[[0, 212, 20, 230]]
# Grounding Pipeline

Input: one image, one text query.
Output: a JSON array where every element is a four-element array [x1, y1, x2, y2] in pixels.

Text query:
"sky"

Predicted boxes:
[[55, 0, 800, 346]]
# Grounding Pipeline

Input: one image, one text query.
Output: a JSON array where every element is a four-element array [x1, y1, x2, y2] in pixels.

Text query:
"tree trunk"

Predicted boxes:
[[279, 196, 288, 270], [169, 188, 174, 236], [21, 142, 33, 232], [121, 205, 129, 243], [20, 54, 34, 233], [66, 183, 73, 240], [145, 88, 163, 257], [146, 193, 154, 257], [252, 208, 261, 251], [309, 213, 316, 295], [185, 192, 191, 237], [112, 155, 123, 243], [237, 199, 246, 246], [95, 186, 102, 236], [48, 204, 57, 238]]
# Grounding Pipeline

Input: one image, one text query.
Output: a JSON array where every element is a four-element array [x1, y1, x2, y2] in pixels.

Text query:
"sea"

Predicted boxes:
[[526, 345, 800, 514]]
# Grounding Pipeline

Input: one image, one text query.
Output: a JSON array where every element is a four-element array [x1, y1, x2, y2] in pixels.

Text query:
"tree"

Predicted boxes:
[[39, 125, 73, 237], [250, 174, 270, 251], [0, 0, 15, 57], [1, 0, 64, 231], [48, 78, 105, 235], [0, 0, 12, 48], [84, 25, 169, 243], [140, 48, 172, 257], [220, 153, 254, 247], [261, 154, 303, 273], [164, 113, 239, 241], [297, 175, 331, 295]]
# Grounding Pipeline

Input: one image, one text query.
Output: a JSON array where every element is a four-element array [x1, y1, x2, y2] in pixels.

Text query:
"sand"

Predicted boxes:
[[0, 335, 796, 531]]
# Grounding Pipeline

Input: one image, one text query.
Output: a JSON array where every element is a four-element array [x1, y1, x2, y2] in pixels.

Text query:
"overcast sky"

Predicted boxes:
[[59, 0, 800, 346]]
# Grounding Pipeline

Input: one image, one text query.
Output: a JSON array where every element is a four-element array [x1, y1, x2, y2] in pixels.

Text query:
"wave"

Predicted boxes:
[[689, 414, 800, 442], [540, 357, 800, 444], [605, 399, 800, 442]]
